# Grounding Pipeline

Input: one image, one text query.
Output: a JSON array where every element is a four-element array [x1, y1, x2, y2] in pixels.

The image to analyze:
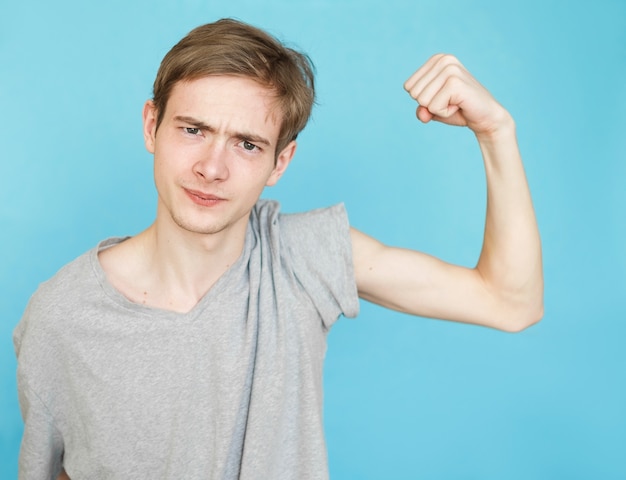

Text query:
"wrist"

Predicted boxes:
[[475, 110, 516, 145]]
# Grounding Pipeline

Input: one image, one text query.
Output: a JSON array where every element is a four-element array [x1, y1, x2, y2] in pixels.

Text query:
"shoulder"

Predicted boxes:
[[250, 200, 359, 323], [16, 239, 121, 334], [250, 200, 352, 260], [96, 235, 142, 292], [252, 199, 354, 277], [29, 249, 95, 310], [252, 199, 349, 237]]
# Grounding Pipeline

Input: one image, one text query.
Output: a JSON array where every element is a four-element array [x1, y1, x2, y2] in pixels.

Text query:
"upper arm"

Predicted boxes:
[[350, 227, 534, 332]]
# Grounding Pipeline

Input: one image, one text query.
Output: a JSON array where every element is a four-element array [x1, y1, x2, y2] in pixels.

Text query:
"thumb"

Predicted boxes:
[[416, 105, 433, 123], [418, 104, 467, 127]]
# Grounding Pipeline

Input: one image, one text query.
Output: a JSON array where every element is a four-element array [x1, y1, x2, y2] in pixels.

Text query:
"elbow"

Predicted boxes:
[[489, 275, 544, 333], [500, 300, 544, 333]]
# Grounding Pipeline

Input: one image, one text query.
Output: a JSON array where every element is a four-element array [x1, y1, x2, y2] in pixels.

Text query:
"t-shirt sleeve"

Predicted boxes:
[[16, 384, 65, 480], [279, 203, 360, 328], [14, 299, 65, 480]]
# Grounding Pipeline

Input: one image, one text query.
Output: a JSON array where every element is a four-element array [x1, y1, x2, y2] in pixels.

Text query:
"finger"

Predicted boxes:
[[403, 53, 446, 93], [404, 54, 465, 102], [407, 59, 469, 109], [425, 77, 468, 127], [425, 75, 462, 116], [430, 106, 466, 127], [417, 103, 464, 127]]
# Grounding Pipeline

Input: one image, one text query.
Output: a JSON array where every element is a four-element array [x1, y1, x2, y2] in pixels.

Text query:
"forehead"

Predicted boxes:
[[166, 75, 283, 131]]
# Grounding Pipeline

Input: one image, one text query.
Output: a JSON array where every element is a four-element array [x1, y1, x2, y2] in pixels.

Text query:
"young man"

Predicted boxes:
[[14, 18, 543, 480]]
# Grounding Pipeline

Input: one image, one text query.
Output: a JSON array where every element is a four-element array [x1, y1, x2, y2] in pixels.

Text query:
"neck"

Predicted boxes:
[[134, 214, 249, 311]]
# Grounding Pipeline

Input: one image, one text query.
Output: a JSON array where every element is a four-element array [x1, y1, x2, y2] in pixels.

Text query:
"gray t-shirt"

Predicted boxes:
[[14, 200, 359, 480]]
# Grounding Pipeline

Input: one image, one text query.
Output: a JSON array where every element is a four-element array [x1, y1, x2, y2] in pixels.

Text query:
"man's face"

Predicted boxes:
[[143, 75, 295, 237]]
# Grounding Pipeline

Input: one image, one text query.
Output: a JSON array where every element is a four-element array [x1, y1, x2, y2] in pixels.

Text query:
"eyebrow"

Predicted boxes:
[[173, 115, 273, 147]]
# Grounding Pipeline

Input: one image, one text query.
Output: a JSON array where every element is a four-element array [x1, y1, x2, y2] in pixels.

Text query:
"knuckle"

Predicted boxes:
[[435, 53, 458, 65], [415, 92, 429, 106], [442, 63, 466, 83], [437, 54, 464, 73], [444, 73, 464, 86]]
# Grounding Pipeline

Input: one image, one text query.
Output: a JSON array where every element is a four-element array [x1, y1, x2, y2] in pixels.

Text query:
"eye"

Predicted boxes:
[[184, 127, 201, 135], [242, 140, 259, 152]]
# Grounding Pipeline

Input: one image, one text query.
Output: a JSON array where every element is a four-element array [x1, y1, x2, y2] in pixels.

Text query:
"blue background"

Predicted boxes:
[[1, 0, 625, 478]]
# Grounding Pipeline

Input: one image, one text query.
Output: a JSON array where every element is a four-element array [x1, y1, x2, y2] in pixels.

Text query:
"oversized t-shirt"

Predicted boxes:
[[14, 200, 360, 480]]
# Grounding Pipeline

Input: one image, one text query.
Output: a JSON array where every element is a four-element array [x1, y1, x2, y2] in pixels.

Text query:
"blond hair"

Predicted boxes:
[[152, 18, 316, 154]]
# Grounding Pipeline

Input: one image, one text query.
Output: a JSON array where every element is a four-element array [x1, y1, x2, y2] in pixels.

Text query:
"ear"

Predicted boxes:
[[142, 100, 158, 154], [266, 140, 297, 187]]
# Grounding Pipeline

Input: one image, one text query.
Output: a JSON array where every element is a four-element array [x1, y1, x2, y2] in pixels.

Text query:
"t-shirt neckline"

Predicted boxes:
[[89, 226, 254, 321]]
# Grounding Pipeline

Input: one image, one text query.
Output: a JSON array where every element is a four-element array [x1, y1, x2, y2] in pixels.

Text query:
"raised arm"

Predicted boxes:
[[351, 54, 543, 332]]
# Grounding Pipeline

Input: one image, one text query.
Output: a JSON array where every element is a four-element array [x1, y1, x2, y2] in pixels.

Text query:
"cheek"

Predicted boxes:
[[152, 160, 167, 194], [153, 143, 190, 175], [254, 163, 280, 188], [230, 155, 274, 179], [152, 153, 182, 190]]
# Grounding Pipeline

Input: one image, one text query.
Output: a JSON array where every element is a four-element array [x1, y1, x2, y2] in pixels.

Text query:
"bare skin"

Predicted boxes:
[[60, 55, 542, 480], [99, 76, 295, 313], [351, 54, 543, 332], [100, 58, 542, 325]]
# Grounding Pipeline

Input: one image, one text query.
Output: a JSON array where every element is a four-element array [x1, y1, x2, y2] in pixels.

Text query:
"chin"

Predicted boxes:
[[178, 220, 229, 236]]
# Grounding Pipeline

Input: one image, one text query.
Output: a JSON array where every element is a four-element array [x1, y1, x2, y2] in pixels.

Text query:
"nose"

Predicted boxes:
[[192, 142, 230, 182]]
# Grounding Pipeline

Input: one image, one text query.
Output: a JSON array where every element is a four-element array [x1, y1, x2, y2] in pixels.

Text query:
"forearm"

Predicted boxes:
[[475, 116, 543, 328], [385, 53, 543, 330]]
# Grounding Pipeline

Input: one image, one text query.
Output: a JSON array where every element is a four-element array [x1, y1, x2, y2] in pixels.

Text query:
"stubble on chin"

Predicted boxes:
[[169, 211, 230, 236]]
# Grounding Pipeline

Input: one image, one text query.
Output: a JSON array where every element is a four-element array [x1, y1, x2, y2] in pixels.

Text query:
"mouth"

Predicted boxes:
[[184, 188, 226, 207]]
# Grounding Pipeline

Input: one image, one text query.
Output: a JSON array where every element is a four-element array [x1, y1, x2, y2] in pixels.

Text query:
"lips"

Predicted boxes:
[[184, 188, 226, 206]]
